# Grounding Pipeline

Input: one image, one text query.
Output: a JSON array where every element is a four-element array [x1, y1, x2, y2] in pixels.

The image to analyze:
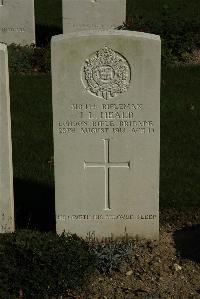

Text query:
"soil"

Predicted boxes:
[[187, 49, 200, 64], [67, 208, 200, 299]]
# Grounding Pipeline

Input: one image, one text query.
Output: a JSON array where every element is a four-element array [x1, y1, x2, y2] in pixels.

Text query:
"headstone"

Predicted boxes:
[[0, 43, 14, 232], [62, 0, 126, 33], [52, 30, 160, 240], [0, 0, 35, 45]]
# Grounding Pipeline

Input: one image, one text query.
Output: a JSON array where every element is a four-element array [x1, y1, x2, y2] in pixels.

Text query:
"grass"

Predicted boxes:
[[35, 0, 62, 29], [10, 74, 54, 185], [34, 0, 62, 45], [160, 65, 200, 207], [10, 74, 55, 231], [9, 65, 200, 229], [127, 0, 200, 21]]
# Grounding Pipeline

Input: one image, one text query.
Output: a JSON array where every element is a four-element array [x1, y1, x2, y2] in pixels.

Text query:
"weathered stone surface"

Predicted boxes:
[[0, 43, 14, 232], [0, 0, 35, 45], [52, 31, 160, 240], [62, 0, 126, 33]]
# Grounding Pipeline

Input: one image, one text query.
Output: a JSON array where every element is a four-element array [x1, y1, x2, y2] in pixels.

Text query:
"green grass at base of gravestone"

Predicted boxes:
[[160, 65, 200, 208], [10, 65, 200, 209]]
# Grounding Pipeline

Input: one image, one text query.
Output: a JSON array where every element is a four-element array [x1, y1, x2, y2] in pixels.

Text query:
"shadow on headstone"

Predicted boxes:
[[173, 225, 200, 263], [14, 178, 55, 232]]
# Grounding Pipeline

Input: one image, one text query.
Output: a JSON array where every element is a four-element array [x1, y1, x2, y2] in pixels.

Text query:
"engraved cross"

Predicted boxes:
[[84, 139, 130, 210]]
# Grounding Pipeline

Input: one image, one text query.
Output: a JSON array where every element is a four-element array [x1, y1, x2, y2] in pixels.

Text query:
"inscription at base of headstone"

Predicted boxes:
[[52, 31, 160, 240], [62, 0, 126, 33], [0, 43, 14, 233], [0, 0, 35, 45]]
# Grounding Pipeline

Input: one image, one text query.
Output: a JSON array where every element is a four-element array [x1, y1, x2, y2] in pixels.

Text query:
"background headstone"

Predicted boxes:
[[0, 0, 35, 45], [52, 31, 160, 240], [0, 43, 14, 232], [62, 0, 126, 33]]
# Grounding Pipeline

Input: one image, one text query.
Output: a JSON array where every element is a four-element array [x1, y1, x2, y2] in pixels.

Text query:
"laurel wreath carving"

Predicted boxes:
[[82, 46, 131, 100]]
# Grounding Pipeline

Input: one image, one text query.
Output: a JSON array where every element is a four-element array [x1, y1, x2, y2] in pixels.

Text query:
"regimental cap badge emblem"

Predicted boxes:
[[82, 46, 131, 100]]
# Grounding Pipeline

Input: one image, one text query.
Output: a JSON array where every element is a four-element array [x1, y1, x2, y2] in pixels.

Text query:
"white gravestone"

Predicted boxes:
[[0, 43, 14, 232], [52, 31, 160, 240], [62, 0, 126, 33], [0, 0, 35, 45]]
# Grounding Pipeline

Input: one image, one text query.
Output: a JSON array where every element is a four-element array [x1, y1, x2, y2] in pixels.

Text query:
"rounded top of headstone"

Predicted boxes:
[[52, 30, 161, 44]]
